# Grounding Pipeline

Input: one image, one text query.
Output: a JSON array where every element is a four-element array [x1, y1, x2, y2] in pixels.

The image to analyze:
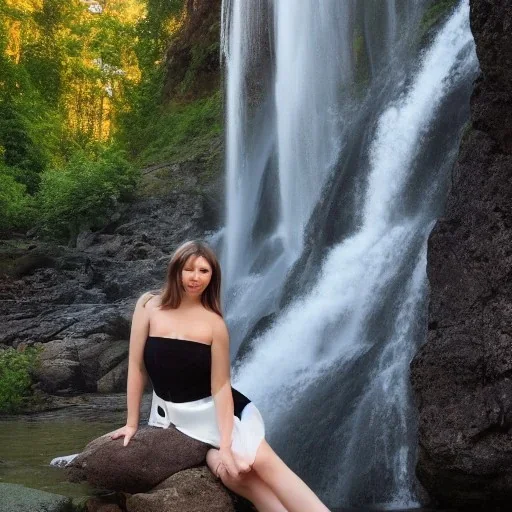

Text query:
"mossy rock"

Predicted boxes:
[[419, 0, 459, 44]]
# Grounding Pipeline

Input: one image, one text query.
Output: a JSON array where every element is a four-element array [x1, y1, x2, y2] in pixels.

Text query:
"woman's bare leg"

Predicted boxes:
[[251, 440, 330, 512], [206, 448, 287, 512]]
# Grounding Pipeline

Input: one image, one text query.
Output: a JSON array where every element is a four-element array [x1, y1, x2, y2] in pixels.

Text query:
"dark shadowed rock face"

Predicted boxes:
[[410, 0, 512, 508]]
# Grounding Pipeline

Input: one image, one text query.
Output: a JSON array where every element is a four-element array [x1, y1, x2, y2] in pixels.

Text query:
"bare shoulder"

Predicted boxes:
[[136, 291, 160, 310], [208, 311, 229, 343]]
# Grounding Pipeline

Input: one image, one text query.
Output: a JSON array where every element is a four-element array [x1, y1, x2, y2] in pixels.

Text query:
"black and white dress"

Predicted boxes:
[[143, 335, 265, 465]]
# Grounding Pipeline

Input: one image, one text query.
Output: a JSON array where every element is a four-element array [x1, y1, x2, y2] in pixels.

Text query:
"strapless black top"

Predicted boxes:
[[143, 336, 250, 419]]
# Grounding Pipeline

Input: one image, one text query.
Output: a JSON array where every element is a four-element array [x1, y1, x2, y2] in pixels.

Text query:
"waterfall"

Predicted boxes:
[[273, 1, 353, 255], [219, 0, 478, 508]]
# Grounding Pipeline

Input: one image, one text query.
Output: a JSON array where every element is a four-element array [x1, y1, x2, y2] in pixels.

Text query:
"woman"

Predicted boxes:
[[111, 240, 329, 512]]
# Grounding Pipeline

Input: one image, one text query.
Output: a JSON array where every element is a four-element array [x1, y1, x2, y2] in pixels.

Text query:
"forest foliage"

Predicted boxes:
[[0, 0, 218, 244]]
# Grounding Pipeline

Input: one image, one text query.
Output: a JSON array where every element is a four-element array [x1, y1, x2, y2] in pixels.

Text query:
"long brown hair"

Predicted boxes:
[[158, 240, 223, 317]]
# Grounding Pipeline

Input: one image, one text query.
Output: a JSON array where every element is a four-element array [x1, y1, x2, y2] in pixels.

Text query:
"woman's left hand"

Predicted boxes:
[[217, 446, 251, 478], [233, 452, 252, 474]]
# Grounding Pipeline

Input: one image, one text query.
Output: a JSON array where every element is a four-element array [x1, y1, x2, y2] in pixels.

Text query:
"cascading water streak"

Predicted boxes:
[[274, 0, 352, 255], [221, 0, 409, 353], [220, 0, 478, 508]]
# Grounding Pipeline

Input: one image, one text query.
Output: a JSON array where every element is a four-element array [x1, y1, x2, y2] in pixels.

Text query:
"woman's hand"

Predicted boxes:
[[233, 452, 252, 474], [218, 446, 239, 478], [110, 425, 138, 447], [217, 447, 251, 478]]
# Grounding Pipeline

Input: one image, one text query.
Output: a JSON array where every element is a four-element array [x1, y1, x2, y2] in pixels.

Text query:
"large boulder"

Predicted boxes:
[[34, 336, 130, 394], [66, 426, 210, 493], [126, 467, 234, 512], [410, 0, 512, 508]]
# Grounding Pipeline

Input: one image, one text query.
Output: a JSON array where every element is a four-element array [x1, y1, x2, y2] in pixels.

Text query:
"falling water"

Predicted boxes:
[[219, 0, 478, 509]]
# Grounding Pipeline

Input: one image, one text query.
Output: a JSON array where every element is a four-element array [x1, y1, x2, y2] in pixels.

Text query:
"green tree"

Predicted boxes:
[[36, 148, 138, 244]]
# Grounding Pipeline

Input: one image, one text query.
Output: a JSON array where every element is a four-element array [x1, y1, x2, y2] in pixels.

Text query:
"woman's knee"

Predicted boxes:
[[206, 448, 222, 476]]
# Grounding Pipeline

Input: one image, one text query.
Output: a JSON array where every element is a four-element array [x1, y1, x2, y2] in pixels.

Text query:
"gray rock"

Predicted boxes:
[[33, 336, 130, 394], [12, 253, 58, 278], [1, 303, 131, 347], [0, 483, 72, 512], [38, 339, 76, 362], [97, 358, 128, 393], [76, 230, 96, 251], [34, 358, 84, 395], [35, 339, 83, 395], [98, 340, 129, 376]]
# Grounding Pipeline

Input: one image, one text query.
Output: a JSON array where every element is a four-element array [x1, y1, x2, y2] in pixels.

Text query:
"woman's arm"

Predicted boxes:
[[211, 318, 235, 448], [111, 292, 152, 446], [211, 317, 249, 477]]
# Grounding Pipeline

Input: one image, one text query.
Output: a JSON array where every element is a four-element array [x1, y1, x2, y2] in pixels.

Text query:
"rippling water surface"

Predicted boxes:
[[0, 394, 150, 497]]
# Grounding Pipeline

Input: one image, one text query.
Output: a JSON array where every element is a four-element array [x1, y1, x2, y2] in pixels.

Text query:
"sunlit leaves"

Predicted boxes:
[[0, 0, 194, 237]]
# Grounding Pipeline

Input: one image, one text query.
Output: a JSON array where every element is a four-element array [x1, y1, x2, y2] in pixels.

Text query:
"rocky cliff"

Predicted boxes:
[[0, 188, 210, 394], [410, 0, 512, 508]]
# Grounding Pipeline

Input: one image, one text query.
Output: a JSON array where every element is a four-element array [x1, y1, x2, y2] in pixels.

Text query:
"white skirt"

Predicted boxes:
[[148, 391, 265, 465]]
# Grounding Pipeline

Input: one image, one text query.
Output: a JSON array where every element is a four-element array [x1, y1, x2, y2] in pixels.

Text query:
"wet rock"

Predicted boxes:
[[126, 467, 234, 512], [470, 0, 512, 153], [50, 454, 79, 468], [0, 483, 72, 512], [66, 426, 210, 493], [410, 0, 512, 508], [97, 358, 128, 393]]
